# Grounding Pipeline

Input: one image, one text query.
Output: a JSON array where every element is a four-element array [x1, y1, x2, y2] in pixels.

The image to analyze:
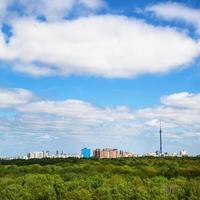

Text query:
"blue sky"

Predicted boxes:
[[0, 0, 200, 156]]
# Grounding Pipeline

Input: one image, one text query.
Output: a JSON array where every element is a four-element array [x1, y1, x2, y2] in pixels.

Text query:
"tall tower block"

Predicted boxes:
[[159, 120, 162, 155]]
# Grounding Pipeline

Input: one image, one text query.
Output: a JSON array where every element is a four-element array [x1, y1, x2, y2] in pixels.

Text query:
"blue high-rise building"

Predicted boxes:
[[81, 148, 91, 158]]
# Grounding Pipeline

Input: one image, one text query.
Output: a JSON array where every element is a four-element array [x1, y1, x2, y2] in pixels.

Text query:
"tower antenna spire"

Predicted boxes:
[[159, 120, 162, 156]]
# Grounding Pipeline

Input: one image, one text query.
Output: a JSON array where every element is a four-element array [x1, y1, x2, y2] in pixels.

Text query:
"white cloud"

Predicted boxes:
[[0, 88, 199, 153], [161, 92, 200, 109], [138, 106, 200, 126], [1, 0, 106, 22], [16, 0, 76, 21], [0, 15, 199, 78], [0, 2, 200, 78], [0, 88, 35, 108], [0, 0, 10, 22], [147, 3, 200, 34], [0, 88, 199, 134], [80, 0, 106, 10], [18, 100, 135, 123], [13, 62, 56, 76]]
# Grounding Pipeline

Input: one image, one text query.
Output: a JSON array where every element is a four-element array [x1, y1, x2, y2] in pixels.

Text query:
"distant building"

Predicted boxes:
[[108, 149, 118, 158], [81, 148, 91, 158], [93, 148, 118, 159], [27, 152, 44, 159], [118, 150, 135, 158], [42, 150, 50, 158], [65, 154, 81, 158], [144, 152, 158, 157], [93, 149, 101, 158], [155, 150, 160, 156], [101, 149, 110, 158], [180, 150, 188, 156], [46, 151, 50, 157]]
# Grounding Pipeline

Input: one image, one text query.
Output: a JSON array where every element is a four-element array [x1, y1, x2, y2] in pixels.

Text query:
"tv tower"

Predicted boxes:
[[159, 120, 162, 155]]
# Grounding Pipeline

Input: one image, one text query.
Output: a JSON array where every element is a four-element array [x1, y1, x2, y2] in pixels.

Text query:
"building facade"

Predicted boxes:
[[93, 148, 118, 159], [81, 148, 91, 158], [27, 152, 44, 159]]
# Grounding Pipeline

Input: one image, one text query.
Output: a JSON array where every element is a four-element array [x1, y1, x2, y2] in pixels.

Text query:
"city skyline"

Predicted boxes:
[[0, 0, 200, 156], [0, 147, 190, 160]]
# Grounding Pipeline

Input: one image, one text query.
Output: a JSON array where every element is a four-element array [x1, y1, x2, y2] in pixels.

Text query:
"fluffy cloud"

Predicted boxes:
[[16, 93, 200, 130], [0, 2, 200, 78], [161, 92, 200, 109], [1, 0, 106, 21], [79, 0, 106, 10], [17, 0, 76, 21], [18, 100, 135, 125], [0, 88, 35, 108], [0, 15, 199, 78], [12, 62, 56, 76], [0, 88, 199, 138], [147, 3, 200, 34], [0, 88, 199, 153], [0, 1, 7, 20]]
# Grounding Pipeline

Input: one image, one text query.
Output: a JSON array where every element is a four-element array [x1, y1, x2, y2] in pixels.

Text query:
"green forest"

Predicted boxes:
[[0, 157, 199, 200]]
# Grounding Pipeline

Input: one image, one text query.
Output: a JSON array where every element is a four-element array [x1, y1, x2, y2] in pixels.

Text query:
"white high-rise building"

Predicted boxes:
[[27, 152, 44, 159], [180, 150, 188, 156]]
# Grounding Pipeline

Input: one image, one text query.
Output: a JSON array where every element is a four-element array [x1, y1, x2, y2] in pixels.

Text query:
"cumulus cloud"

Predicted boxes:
[[0, 0, 8, 21], [18, 0, 76, 21], [18, 100, 135, 125], [13, 62, 56, 76], [0, 2, 200, 78], [1, 0, 106, 21], [0, 15, 199, 78], [161, 92, 200, 109], [0, 88, 35, 108], [0, 88, 199, 140], [0, 88, 199, 153], [19, 95, 200, 134], [147, 3, 200, 35], [80, 0, 106, 10]]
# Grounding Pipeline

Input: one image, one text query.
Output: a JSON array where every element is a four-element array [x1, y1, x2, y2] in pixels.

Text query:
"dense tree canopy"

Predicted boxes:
[[0, 157, 199, 200]]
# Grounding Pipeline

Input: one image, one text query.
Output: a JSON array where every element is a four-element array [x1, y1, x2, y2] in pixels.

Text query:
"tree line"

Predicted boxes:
[[0, 157, 199, 200]]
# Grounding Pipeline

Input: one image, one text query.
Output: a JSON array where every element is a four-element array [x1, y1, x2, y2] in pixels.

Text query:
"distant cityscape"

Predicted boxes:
[[0, 148, 191, 160], [0, 123, 195, 160]]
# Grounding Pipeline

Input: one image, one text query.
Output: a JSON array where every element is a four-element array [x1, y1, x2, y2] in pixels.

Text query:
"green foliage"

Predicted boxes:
[[0, 157, 199, 199]]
